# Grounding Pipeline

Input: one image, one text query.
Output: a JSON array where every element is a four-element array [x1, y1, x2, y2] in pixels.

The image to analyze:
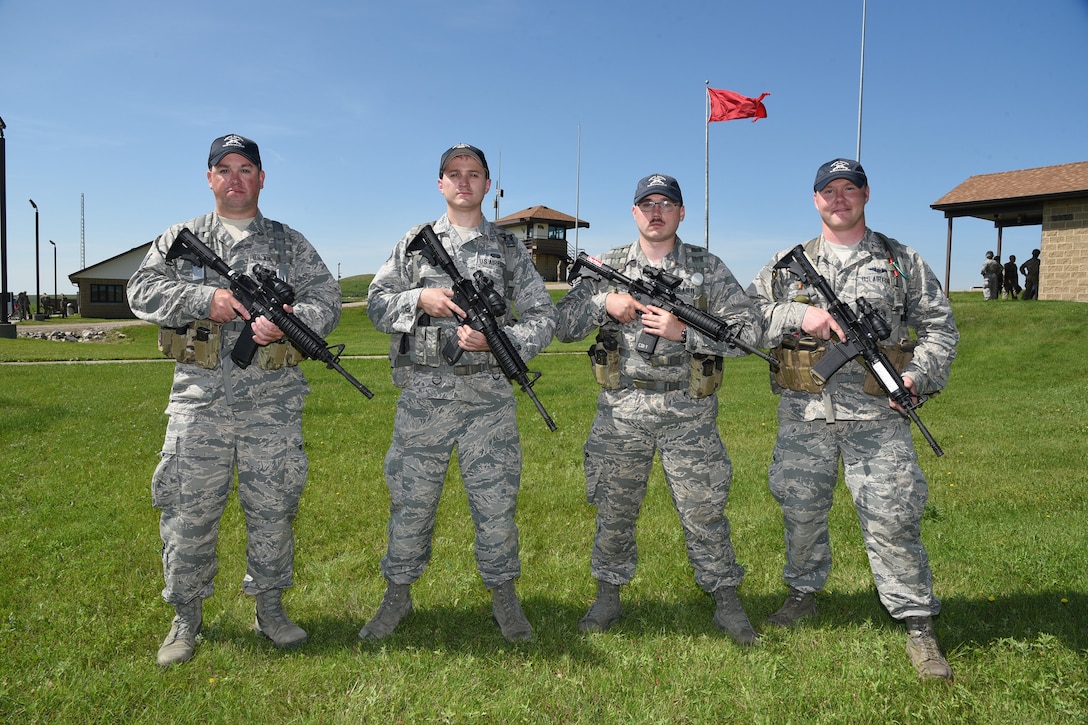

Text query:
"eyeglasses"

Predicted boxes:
[[637, 200, 681, 213]]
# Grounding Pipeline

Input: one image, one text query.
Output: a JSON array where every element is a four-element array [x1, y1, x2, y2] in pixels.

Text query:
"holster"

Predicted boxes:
[[687, 353, 723, 399], [588, 334, 621, 390]]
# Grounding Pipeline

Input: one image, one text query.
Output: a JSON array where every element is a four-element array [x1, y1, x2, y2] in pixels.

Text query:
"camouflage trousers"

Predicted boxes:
[[380, 385, 522, 589], [768, 417, 939, 619], [583, 405, 745, 592], [151, 408, 307, 605]]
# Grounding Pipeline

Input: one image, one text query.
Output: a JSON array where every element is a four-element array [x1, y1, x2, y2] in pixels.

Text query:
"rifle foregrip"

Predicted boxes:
[[672, 305, 729, 340], [270, 310, 328, 360]]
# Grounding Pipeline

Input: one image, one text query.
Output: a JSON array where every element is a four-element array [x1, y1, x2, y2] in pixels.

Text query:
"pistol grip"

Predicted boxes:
[[231, 321, 259, 369]]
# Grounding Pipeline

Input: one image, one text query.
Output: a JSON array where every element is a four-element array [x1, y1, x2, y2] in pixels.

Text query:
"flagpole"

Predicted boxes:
[[704, 80, 710, 249], [856, 0, 867, 161], [574, 123, 581, 259]]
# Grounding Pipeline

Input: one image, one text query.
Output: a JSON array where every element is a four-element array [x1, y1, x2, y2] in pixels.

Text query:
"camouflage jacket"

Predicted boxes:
[[557, 238, 761, 421], [747, 228, 959, 422], [127, 212, 342, 412], [367, 214, 556, 393]]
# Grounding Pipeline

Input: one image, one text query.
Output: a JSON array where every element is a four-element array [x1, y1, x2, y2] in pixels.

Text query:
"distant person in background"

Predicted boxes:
[[1003, 255, 1021, 300], [980, 251, 1002, 301], [1020, 249, 1041, 300], [17, 291, 30, 320]]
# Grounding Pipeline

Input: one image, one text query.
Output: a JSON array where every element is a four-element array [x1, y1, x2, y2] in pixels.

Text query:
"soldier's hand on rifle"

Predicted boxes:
[[251, 308, 292, 346], [890, 375, 920, 414], [210, 288, 251, 324], [605, 292, 646, 324], [800, 306, 846, 343], [640, 304, 686, 342], [418, 288, 466, 319], [455, 325, 491, 353]]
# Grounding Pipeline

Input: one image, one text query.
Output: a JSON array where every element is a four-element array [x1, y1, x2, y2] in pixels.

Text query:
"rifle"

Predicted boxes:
[[166, 228, 374, 399], [406, 224, 557, 432], [569, 251, 779, 370], [773, 244, 943, 456]]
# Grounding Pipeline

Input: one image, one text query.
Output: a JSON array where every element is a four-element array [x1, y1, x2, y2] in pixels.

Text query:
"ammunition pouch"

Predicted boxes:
[[862, 340, 916, 396], [687, 353, 723, 399], [158, 320, 221, 369], [771, 335, 826, 393], [256, 339, 305, 370], [412, 324, 448, 368]]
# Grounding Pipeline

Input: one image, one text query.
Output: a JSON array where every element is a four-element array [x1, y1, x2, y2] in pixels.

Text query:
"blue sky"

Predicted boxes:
[[2, 0, 1086, 299]]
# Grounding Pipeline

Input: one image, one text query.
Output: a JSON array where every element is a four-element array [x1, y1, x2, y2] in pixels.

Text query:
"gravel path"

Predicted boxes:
[[17, 318, 152, 333]]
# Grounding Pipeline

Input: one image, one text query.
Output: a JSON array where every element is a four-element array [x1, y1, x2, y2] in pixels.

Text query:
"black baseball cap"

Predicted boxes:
[[208, 134, 262, 169], [633, 173, 683, 205], [439, 143, 489, 178], [813, 158, 867, 191]]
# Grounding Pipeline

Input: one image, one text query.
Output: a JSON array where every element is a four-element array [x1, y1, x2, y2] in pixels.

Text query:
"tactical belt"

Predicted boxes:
[[631, 379, 687, 392], [412, 362, 498, 376], [453, 363, 498, 376]]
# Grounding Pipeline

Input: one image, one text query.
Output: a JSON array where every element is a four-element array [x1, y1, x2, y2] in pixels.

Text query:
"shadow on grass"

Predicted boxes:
[[738, 588, 1087, 652], [178, 588, 1086, 667]]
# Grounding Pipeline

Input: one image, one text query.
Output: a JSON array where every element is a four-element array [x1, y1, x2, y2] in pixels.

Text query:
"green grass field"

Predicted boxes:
[[1, 293, 1085, 723]]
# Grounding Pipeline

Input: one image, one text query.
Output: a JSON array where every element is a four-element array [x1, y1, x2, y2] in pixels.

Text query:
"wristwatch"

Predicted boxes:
[[679, 325, 688, 344]]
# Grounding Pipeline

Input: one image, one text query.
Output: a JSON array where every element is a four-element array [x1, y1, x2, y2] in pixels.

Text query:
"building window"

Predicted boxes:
[[90, 284, 126, 304], [548, 225, 567, 240]]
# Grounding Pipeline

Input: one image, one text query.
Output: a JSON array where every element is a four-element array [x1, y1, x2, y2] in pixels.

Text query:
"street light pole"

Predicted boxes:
[[29, 199, 40, 317], [49, 240, 57, 317], [0, 115, 10, 330]]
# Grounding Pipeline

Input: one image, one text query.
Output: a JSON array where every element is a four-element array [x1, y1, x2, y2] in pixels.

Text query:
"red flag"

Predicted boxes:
[[707, 88, 770, 123]]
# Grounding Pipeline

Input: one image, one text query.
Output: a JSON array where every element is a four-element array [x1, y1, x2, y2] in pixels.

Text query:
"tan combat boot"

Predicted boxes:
[[712, 586, 760, 646], [358, 581, 412, 640], [157, 600, 202, 667], [578, 580, 621, 633], [255, 590, 308, 649], [905, 616, 954, 682], [491, 580, 532, 642]]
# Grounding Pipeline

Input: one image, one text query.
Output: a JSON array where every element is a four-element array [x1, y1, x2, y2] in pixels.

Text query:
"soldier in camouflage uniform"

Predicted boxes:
[[556, 174, 761, 645], [747, 158, 959, 681], [360, 144, 556, 643], [128, 134, 342, 666], [980, 251, 1002, 301]]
